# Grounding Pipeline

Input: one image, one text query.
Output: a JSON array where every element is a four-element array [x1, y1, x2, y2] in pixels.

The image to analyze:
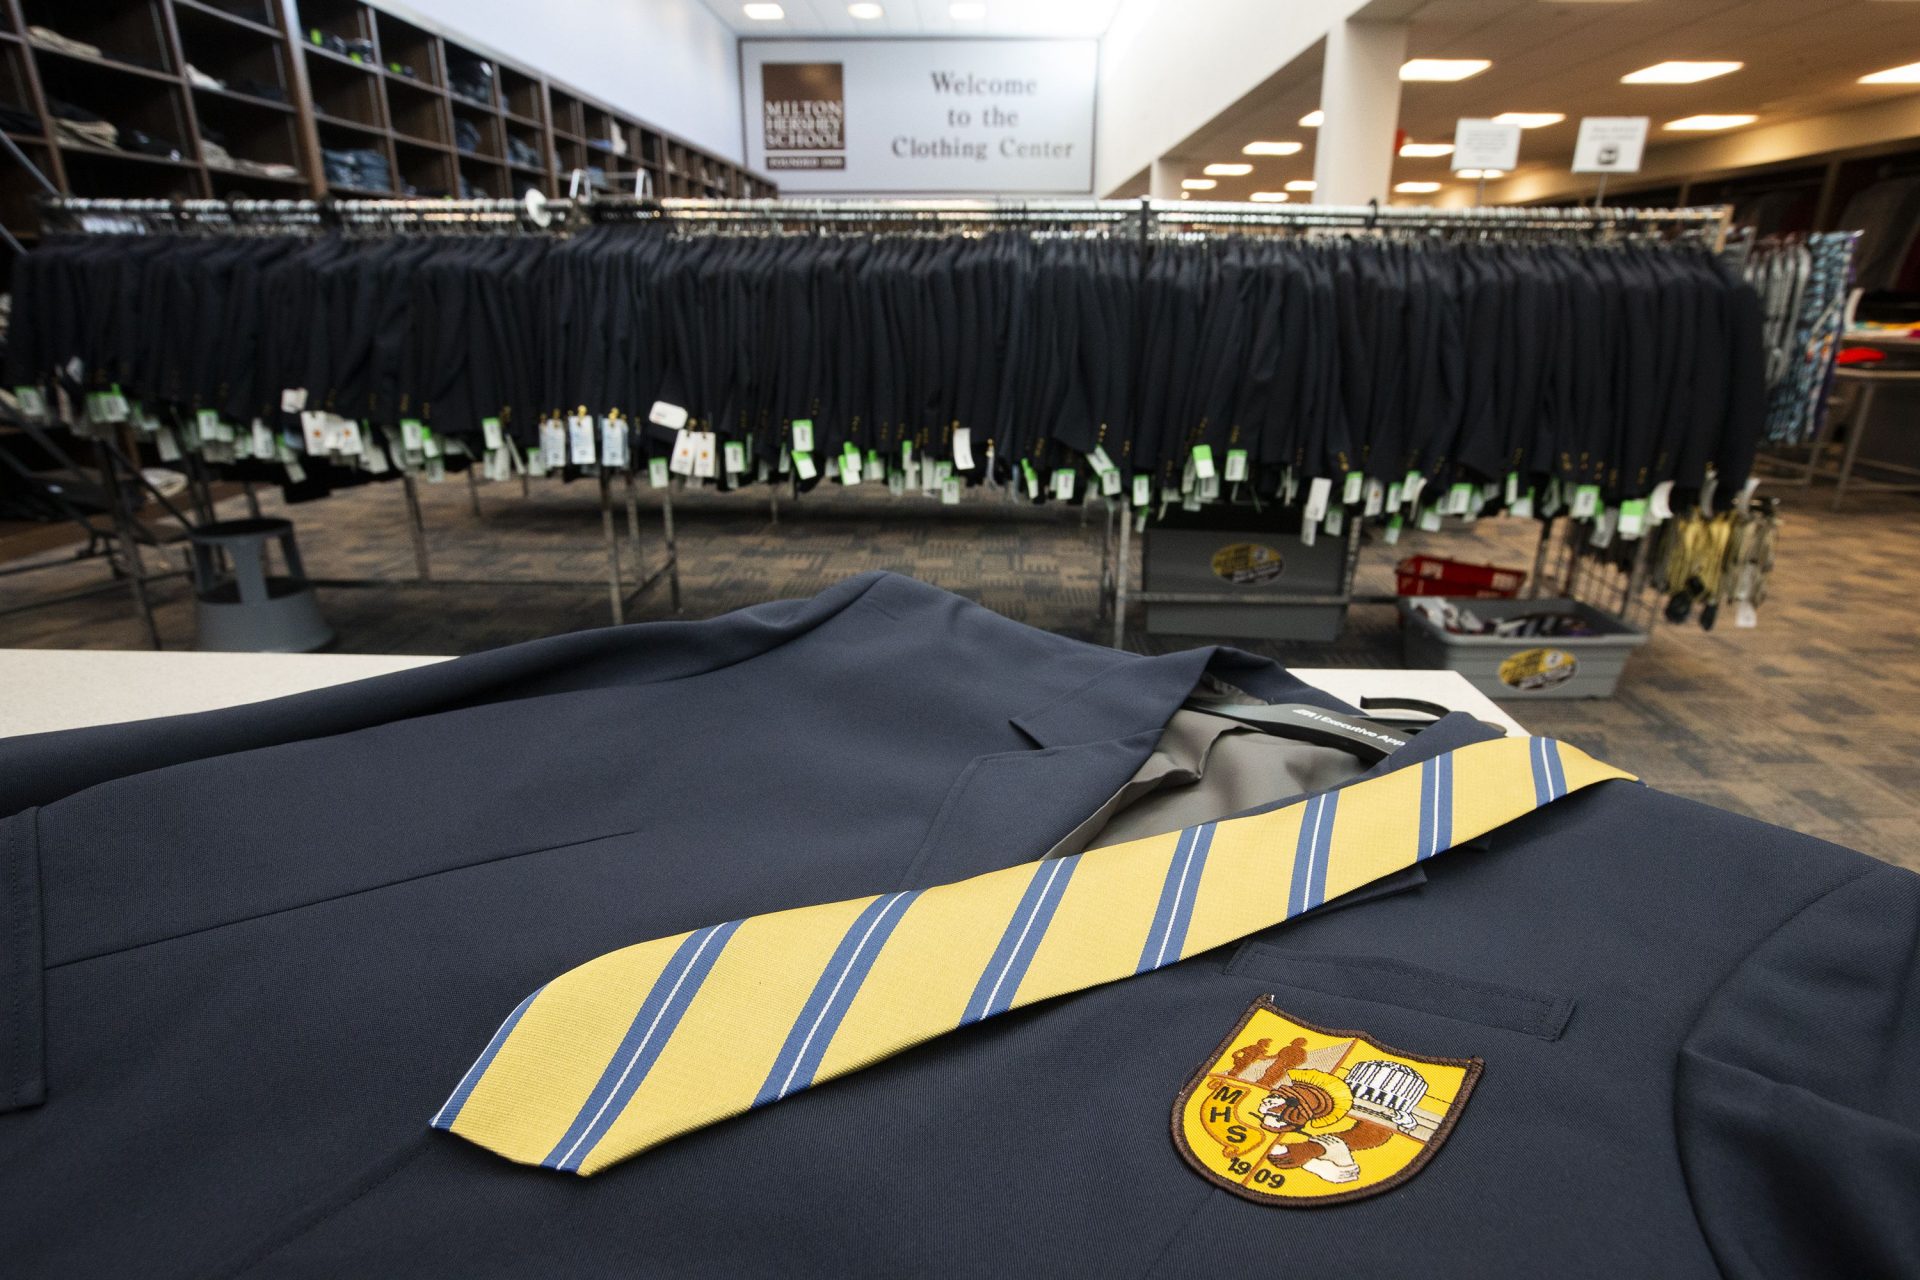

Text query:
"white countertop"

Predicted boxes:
[[0, 649, 1525, 739]]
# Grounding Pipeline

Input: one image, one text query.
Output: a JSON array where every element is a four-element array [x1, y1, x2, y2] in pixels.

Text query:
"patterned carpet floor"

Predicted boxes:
[[3, 470, 1916, 870]]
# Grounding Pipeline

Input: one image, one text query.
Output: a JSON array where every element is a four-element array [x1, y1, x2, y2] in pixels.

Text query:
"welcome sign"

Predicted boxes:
[[741, 39, 1097, 194]]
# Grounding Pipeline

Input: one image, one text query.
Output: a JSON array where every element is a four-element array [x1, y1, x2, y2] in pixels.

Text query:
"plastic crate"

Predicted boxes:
[[1394, 554, 1526, 599], [1398, 597, 1648, 699]]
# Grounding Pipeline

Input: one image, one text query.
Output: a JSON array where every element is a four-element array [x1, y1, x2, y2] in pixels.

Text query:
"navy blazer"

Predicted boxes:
[[1, 572, 1915, 1278]]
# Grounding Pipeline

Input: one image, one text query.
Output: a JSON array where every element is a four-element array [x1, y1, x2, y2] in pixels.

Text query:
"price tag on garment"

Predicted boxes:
[[1224, 449, 1249, 483], [1447, 483, 1474, 516], [649, 400, 689, 431], [420, 426, 441, 459], [362, 435, 388, 473], [887, 469, 906, 495], [1021, 459, 1039, 499], [920, 456, 938, 492], [156, 428, 182, 462], [1503, 472, 1520, 507], [648, 456, 670, 488], [1325, 506, 1345, 537], [1571, 484, 1601, 519], [334, 418, 364, 455], [99, 385, 130, 421], [1364, 479, 1385, 518], [541, 419, 568, 469], [900, 440, 914, 467], [1053, 468, 1076, 500], [1302, 476, 1333, 523], [1401, 471, 1427, 510], [1101, 467, 1122, 497], [602, 418, 629, 469], [13, 386, 46, 420], [1342, 471, 1364, 505], [196, 408, 220, 438], [792, 449, 817, 480], [280, 447, 305, 485], [1386, 482, 1402, 513], [482, 417, 504, 452], [777, 446, 792, 475], [1647, 480, 1674, 522], [693, 432, 718, 478], [1419, 506, 1444, 532], [669, 428, 697, 475], [954, 428, 976, 471], [1541, 478, 1563, 516], [1300, 517, 1317, 547], [1616, 498, 1648, 540], [1282, 469, 1299, 505], [252, 419, 276, 457], [868, 450, 885, 482], [1699, 473, 1719, 517], [935, 462, 954, 486], [525, 443, 548, 477], [1383, 514, 1404, 545], [1089, 444, 1116, 477], [1511, 489, 1535, 519], [400, 418, 425, 452], [569, 414, 597, 465], [300, 410, 329, 454], [723, 440, 746, 474], [280, 387, 307, 414], [1736, 476, 1760, 510], [1590, 505, 1619, 549], [823, 455, 839, 483], [839, 442, 861, 485], [1133, 473, 1151, 507], [941, 476, 962, 505], [791, 419, 815, 453], [1190, 445, 1217, 481]]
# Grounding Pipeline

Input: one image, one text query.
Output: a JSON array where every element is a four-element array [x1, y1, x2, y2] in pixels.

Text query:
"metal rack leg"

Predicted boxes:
[[1526, 518, 1554, 599], [465, 459, 484, 519], [1833, 383, 1875, 512], [402, 472, 431, 581], [1112, 506, 1131, 651], [598, 469, 625, 625], [769, 486, 780, 526], [624, 468, 643, 550], [662, 482, 682, 612]]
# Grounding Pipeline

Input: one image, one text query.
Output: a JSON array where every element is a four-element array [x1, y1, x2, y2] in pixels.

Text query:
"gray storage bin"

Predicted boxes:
[[1143, 520, 1347, 641], [1398, 597, 1647, 700]]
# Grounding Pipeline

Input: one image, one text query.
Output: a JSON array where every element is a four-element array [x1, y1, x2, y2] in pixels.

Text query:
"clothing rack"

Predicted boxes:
[[25, 195, 1740, 650]]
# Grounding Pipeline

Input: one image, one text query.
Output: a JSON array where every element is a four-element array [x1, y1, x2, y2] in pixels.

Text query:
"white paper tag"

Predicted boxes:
[[1224, 449, 1249, 483], [1089, 444, 1115, 476], [1570, 484, 1600, 519], [1053, 468, 1076, 500], [1386, 482, 1403, 514], [333, 417, 363, 456], [540, 419, 567, 468], [1383, 516, 1403, 545], [1191, 446, 1217, 481], [569, 414, 597, 465], [1401, 472, 1427, 510], [299, 410, 329, 454], [649, 400, 688, 430], [12, 386, 46, 420], [1101, 468, 1122, 497], [400, 418, 425, 452], [1700, 473, 1719, 516], [724, 440, 746, 474], [1364, 479, 1384, 518], [1590, 505, 1619, 548], [1648, 480, 1675, 522], [1342, 471, 1364, 504], [280, 387, 308, 413], [648, 456, 670, 488], [953, 427, 976, 471], [1511, 490, 1535, 519], [1504, 472, 1520, 507], [1419, 506, 1444, 532], [693, 432, 717, 478], [1302, 477, 1333, 523], [669, 429, 696, 475], [1325, 507, 1345, 537], [601, 418, 628, 469], [792, 450, 818, 481], [941, 476, 962, 505], [482, 417, 504, 452], [252, 419, 275, 456], [156, 428, 181, 462], [1300, 518, 1317, 547], [791, 419, 814, 453], [1133, 473, 1151, 507]]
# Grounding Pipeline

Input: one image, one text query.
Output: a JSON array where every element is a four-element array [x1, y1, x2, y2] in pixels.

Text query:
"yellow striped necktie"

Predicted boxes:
[[433, 734, 1629, 1176]]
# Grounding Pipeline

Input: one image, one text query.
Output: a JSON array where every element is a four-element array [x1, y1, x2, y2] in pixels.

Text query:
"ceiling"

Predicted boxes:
[[1157, 0, 1920, 203], [698, 0, 1123, 38]]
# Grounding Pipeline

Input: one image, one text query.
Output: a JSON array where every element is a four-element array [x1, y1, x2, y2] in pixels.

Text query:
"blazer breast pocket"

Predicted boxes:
[[1224, 943, 1575, 1042]]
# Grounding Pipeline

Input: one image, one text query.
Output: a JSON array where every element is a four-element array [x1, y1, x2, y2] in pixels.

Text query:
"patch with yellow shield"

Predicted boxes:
[[1172, 998, 1481, 1206]]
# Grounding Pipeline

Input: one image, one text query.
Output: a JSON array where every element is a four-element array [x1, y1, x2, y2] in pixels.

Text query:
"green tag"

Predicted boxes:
[[196, 408, 219, 434], [1571, 483, 1601, 519], [1384, 514, 1404, 545], [400, 418, 424, 451], [1020, 458, 1039, 499], [1617, 498, 1649, 539], [648, 456, 669, 488], [791, 419, 814, 452], [1419, 506, 1443, 532], [724, 441, 746, 473], [1224, 449, 1249, 483], [1052, 468, 1075, 500], [309, 28, 322, 44], [12, 386, 46, 419], [1448, 482, 1474, 515], [901, 439, 913, 466], [1132, 473, 1151, 507], [1190, 445, 1216, 480], [1090, 445, 1116, 475], [866, 449, 882, 480], [1342, 470, 1364, 504], [481, 417, 503, 451], [792, 449, 817, 480], [841, 441, 862, 484], [1503, 471, 1520, 506]]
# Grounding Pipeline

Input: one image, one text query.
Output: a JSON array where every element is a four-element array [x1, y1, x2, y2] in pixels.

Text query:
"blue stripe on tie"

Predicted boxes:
[[431, 984, 544, 1131], [1437, 749, 1455, 854], [544, 919, 743, 1172], [1304, 790, 1340, 911], [1154, 822, 1216, 969], [1136, 826, 1200, 974], [1530, 736, 1553, 807], [961, 854, 1082, 1025], [1544, 738, 1568, 801], [1416, 758, 1439, 861], [1287, 794, 1327, 918], [753, 890, 922, 1108]]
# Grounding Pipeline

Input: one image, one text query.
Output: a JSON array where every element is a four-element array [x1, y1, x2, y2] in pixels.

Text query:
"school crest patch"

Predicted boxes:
[[1172, 997, 1480, 1206]]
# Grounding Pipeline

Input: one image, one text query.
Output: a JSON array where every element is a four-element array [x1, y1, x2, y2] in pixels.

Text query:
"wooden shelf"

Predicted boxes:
[[29, 43, 183, 85], [192, 83, 294, 113], [58, 141, 199, 170], [312, 111, 384, 137], [301, 43, 376, 73], [173, 0, 284, 40]]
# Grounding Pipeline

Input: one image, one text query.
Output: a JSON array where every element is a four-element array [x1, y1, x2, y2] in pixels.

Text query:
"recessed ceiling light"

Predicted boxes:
[[1493, 112, 1565, 128], [1394, 181, 1443, 193], [1203, 162, 1253, 176], [848, 2, 883, 17], [1456, 169, 1506, 179], [743, 2, 785, 17], [1400, 59, 1491, 82], [1285, 179, 1317, 192], [1622, 61, 1743, 84], [1181, 178, 1218, 190], [1399, 142, 1454, 157], [1665, 113, 1757, 130], [949, 1, 985, 18], [1861, 61, 1920, 84], [1299, 110, 1325, 128], [1249, 191, 1290, 202], [1243, 140, 1303, 156]]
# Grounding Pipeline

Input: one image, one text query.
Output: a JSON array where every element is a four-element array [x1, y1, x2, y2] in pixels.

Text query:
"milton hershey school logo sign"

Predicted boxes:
[[762, 63, 845, 170]]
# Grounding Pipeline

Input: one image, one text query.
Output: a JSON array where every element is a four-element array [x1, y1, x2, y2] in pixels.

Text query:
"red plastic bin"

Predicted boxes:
[[1394, 554, 1526, 599]]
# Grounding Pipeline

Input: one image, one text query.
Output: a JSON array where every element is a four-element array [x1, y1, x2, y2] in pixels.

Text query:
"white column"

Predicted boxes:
[[1149, 157, 1185, 199], [1312, 19, 1409, 205]]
